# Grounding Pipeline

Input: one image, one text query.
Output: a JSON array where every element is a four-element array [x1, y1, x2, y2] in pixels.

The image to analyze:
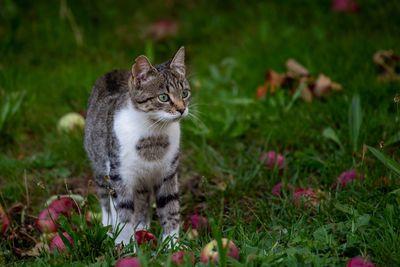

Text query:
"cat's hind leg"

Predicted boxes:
[[95, 174, 114, 227], [155, 172, 180, 246]]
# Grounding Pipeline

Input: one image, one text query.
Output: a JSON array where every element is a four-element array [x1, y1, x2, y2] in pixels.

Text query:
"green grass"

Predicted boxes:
[[1, 0, 400, 266]]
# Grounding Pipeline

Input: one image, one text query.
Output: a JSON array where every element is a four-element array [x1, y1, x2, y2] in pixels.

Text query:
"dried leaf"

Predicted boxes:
[[20, 241, 49, 257], [373, 50, 400, 81], [313, 74, 332, 97], [331, 82, 343, 91], [256, 85, 267, 100], [265, 70, 286, 93], [301, 86, 313, 103], [286, 59, 309, 78]]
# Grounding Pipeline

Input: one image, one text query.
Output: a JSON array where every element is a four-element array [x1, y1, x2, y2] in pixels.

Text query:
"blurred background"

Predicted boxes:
[[1, 0, 400, 265]]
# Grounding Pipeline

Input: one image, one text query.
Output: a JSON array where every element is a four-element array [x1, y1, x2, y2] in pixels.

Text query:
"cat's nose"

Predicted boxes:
[[177, 107, 185, 115]]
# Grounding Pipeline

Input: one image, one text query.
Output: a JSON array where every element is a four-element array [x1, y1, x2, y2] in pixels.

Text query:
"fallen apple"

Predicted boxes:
[[331, 0, 359, 13], [185, 214, 210, 239], [171, 251, 195, 266], [260, 151, 285, 170], [335, 169, 363, 188], [0, 204, 10, 235], [36, 208, 59, 233], [144, 19, 178, 41], [200, 238, 239, 264], [36, 196, 80, 233], [115, 257, 141, 267], [346, 256, 375, 267], [57, 112, 85, 133], [135, 230, 157, 247], [189, 214, 209, 231], [292, 187, 319, 208], [48, 196, 80, 216], [50, 232, 74, 253]]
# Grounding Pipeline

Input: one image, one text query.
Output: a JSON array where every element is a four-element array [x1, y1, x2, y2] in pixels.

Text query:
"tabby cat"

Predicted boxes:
[[84, 47, 190, 245]]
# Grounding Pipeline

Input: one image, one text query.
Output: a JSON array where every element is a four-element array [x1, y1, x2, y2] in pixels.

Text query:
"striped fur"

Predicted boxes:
[[84, 47, 189, 245]]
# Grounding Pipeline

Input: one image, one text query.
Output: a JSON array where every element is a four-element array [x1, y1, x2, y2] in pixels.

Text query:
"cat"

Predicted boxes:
[[84, 47, 190, 246]]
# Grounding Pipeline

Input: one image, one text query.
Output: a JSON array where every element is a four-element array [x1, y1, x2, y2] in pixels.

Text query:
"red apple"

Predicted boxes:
[[36, 196, 80, 233], [272, 182, 283, 196], [36, 208, 59, 233], [185, 214, 210, 239], [0, 204, 10, 235], [171, 251, 195, 266], [346, 256, 375, 267], [115, 257, 141, 267], [260, 151, 285, 170], [334, 169, 363, 188], [189, 214, 209, 231], [48, 196, 80, 216], [135, 230, 157, 247], [292, 187, 319, 208], [50, 232, 74, 253], [200, 238, 239, 264], [331, 0, 359, 13]]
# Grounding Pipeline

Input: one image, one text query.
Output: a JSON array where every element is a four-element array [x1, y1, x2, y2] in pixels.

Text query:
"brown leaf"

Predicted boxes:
[[286, 59, 309, 78], [331, 82, 343, 91], [301, 86, 313, 103], [313, 74, 332, 97], [20, 241, 49, 257], [265, 70, 286, 93], [373, 50, 400, 81], [256, 85, 267, 100]]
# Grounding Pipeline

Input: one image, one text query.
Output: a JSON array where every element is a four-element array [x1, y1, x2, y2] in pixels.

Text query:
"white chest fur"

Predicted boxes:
[[113, 102, 180, 188]]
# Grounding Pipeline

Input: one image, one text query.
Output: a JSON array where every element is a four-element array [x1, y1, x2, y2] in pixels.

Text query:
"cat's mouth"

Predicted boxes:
[[149, 109, 189, 124]]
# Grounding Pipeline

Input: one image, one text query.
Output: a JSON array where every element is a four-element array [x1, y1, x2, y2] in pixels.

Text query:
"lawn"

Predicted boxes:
[[1, 0, 400, 266]]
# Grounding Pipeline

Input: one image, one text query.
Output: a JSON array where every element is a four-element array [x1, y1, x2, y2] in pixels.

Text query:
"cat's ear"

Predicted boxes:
[[170, 46, 185, 77], [132, 55, 157, 82]]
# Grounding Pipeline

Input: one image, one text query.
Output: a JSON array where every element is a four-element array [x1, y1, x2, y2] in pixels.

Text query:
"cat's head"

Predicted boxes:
[[129, 47, 190, 123]]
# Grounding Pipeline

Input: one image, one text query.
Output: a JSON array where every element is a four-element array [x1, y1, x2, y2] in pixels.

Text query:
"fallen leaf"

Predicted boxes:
[[265, 70, 286, 93], [20, 241, 49, 257], [256, 85, 267, 100], [300, 85, 313, 103], [373, 50, 400, 81], [286, 59, 309, 78], [313, 74, 332, 97]]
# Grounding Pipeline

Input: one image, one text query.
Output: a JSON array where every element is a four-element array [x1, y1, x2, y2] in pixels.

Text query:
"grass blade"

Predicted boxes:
[[349, 95, 363, 152], [322, 127, 344, 151], [386, 132, 400, 146], [367, 146, 400, 177]]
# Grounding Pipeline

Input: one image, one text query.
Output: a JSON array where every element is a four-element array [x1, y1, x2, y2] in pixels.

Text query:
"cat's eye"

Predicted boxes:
[[158, 94, 170, 102], [182, 89, 190, 98]]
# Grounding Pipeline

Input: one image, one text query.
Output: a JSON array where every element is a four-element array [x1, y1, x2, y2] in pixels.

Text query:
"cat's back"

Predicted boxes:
[[84, 70, 130, 172], [88, 70, 130, 107]]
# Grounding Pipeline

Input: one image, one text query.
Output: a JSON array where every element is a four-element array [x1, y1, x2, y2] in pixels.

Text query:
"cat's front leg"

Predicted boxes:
[[155, 171, 180, 247], [132, 186, 151, 231]]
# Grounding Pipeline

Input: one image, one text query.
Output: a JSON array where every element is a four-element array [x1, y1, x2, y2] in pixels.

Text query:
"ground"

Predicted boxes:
[[1, 0, 400, 266]]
